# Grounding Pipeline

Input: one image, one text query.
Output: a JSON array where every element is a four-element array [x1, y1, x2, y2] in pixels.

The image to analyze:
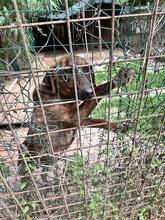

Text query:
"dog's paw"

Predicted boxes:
[[115, 67, 134, 86], [116, 120, 135, 133]]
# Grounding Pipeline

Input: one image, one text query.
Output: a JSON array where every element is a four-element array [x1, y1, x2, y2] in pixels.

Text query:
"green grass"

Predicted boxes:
[[92, 62, 165, 134]]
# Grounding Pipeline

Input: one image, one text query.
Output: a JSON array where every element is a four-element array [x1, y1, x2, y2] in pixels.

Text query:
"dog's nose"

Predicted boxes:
[[83, 88, 93, 98]]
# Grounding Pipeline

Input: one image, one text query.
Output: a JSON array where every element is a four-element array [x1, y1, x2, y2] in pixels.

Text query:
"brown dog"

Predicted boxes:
[[23, 55, 134, 155]]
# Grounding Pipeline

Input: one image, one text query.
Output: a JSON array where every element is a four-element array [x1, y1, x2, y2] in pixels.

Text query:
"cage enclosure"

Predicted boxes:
[[0, 0, 165, 219]]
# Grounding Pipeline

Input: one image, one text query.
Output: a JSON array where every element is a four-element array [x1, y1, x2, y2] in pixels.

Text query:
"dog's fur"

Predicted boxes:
[[23, 55, 134, 154]]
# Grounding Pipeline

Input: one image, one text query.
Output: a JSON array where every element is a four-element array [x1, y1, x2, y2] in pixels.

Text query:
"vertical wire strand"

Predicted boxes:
[[64, 1, 90, 219], [123, 0, 161, 217], [102, 0, 115, 217]]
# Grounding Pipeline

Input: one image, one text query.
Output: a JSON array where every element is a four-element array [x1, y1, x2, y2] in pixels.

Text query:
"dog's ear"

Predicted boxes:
[[42, 72, 56, 93]]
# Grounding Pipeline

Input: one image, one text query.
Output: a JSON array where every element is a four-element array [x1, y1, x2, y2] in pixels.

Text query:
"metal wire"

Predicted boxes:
[[0, 0, 165, 219]]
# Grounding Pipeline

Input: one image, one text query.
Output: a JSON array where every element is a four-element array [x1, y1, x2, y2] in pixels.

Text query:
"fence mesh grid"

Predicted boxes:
[[0, 0, 165, 219]]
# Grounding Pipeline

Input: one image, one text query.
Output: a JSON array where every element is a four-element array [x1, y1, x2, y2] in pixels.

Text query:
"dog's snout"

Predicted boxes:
[[83, 88, 93, 98], [87, 88, 93, 95]]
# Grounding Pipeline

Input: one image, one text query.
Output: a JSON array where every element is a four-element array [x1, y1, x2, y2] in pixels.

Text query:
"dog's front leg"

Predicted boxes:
[[79, 80, 117, 118], [72, 81, 119, 130], [82, 118, 118, 130], [79, 67, 134, 118]]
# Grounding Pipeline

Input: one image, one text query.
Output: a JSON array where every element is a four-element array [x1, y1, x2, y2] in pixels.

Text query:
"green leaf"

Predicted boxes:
[[50, 0, 60, 10], [20, 181, 28, 190], [23, 205, 30, 214], [79, 188, 84, 196], [119, 0, 126, 5], [138, 207, 148, 220], [107, 201, 117, 211], [155, 158, 162, 166], [93, 164, 102, 172], [28, 163, 36, 171], [3, 7, 9, 16], [0, 16, 5, 24], [31, 202, 37, 210], [88, 202, 96, 210]]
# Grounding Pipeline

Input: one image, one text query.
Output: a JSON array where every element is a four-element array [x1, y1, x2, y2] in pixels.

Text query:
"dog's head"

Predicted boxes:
[[42, 56, 95, 100]]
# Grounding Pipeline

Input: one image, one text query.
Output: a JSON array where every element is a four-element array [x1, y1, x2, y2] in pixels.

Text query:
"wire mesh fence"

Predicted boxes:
[[0, 0, 165, 219]]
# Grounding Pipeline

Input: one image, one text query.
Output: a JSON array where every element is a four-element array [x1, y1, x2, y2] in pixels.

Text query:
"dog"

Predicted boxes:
[[23, 55, 134, 156]]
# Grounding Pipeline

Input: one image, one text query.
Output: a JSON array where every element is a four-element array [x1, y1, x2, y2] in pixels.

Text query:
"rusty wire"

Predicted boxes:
[[0, 0, 165, 219]]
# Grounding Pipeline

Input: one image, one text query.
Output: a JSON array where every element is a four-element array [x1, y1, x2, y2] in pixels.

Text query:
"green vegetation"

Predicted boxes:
[[75, 60, 164, 220], [138, 206, 149, 220], [0, 1, 33, 72], [0, 159, 10, 178], [25, 0, 62, 15], [93, 62, 165, 137], [66, 149, 164, 219], [0, 1, 164, 219], [66, 154, 118, 219], [0, 0, 63, 72], [128, 0, 154, 6]]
